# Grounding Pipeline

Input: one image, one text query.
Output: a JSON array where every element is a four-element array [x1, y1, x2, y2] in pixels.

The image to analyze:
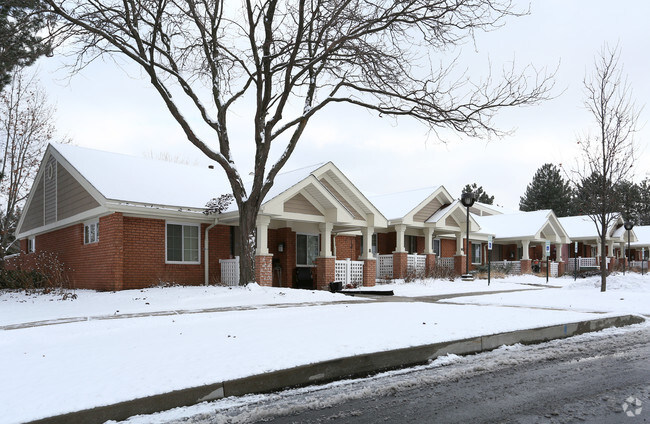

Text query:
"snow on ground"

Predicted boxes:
[[441, 273, 650, 315], [372, 277, 541, 297], [0, 284, 360, 327], [1, 272, 648, 424], [1, 302, 610, 424]]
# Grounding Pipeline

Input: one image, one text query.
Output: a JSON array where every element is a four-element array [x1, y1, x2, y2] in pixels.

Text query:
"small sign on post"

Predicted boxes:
[[487, 235, 493, 286], [545, 240, 550, 283]]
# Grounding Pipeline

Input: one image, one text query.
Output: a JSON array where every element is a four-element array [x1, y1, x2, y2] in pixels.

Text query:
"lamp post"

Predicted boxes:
[[624, 220, 634, 275], [460, 192, 476, 280]]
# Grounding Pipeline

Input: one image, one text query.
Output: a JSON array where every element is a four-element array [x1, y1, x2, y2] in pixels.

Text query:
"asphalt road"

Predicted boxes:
[[157, 321, 650, 424]]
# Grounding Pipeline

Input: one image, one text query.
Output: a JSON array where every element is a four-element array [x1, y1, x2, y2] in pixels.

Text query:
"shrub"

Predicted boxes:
[[1, 251, 74, 296]]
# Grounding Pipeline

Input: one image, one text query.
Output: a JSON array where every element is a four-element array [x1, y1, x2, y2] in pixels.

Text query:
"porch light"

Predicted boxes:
[[624, 220, 634, 275], [461, 192, 476, 279]]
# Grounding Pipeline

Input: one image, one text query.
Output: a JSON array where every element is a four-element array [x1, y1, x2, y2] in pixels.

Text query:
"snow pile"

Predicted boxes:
[[375, 277, 540, 297]]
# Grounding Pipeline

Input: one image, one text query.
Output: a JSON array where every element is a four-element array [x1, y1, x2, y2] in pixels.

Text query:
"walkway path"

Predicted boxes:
[[0, 287, 543, 331]]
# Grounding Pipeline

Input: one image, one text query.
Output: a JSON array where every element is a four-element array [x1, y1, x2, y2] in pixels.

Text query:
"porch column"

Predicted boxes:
[[520, 239, 532, 274], [555, 243, 565, 276], [555, 243, 563, 262], [424, 227, 436, 276], [316, 223, 335, 290], [394, 224, 407, 253], [606, 240, 615, 271], [453, 232, 465, 277], [319, 222, 334, 258], [393, 224, 407, 279], [255, 215, 273, 286], [361, 226, 376, 287]]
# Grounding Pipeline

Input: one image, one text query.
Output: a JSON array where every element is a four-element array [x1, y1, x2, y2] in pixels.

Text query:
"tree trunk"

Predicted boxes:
[[600, 218, 607, 292], [236, 200, 259, 286]]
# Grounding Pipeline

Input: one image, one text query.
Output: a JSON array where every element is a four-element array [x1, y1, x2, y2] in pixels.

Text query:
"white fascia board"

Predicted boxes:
[[16, 205, 110, 239]]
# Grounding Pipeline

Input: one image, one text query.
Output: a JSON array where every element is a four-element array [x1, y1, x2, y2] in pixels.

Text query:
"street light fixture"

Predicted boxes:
[[460, 192, 476, 280], [624, 220, 634, 275]]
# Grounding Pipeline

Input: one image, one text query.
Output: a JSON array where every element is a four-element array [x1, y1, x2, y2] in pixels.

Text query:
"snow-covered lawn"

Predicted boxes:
[[440, 273, 650, 315], [0, 284, 360, 327], [1, 272, 648, 424]]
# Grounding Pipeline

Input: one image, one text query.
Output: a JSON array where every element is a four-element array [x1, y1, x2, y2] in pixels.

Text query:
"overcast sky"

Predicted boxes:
[[32, 0, 650, 211]]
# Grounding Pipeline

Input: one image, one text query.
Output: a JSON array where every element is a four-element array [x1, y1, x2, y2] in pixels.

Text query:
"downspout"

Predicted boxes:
[[204, 217, 219, 286]]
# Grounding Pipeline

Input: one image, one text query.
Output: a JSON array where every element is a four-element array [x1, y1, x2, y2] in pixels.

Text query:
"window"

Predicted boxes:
[[406, 235, 418, 254], [471, 242, 481, 264], [27, 237, 36, 253], [433, 239, 441, 256], [371, 234, 378, 256], [297, 234, 319, 266], [166, 223, 200, 263], [84, 221, 99, 244]]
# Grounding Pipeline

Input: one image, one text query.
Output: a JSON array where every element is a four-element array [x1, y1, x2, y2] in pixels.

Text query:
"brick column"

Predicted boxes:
[[316, 257, 335, 290], [255, 255, 273, 287], [557, 261, 565, 277], [393, 252, 408, 279], [520, 259, 532, 274], [454, 255, 466, 277], [425, 254, 436, 277], [619, 257, 628, 269], [101, 212, 124, 291], [607, 257, 615, 272], [363, 259, 376, 287]]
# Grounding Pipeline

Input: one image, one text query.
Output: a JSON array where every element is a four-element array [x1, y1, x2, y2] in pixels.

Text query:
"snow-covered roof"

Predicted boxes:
[[52, 143, 234, 211], [369, 186, 442, 221], [558, 215, 623, 240], [631, 225, 650, 247], [473, 210, 553, 239], [261, 163, 325, 205]]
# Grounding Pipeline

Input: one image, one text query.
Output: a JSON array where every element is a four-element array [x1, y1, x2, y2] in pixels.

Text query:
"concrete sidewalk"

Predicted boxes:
[[25, 313, 645, 424], [2, 288, 538, 331]]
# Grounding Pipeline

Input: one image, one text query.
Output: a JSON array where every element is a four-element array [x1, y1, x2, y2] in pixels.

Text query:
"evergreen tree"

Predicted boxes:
[[0, 0, 50, 89], [462, 183, 494, 205], [519, 163, 574, 216], [637, 178, 650, 225]]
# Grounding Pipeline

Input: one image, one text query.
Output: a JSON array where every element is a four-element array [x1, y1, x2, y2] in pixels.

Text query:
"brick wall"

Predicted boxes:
[[17, 213, 234, 291], [20, 213, 125, 291], [335, 235, 361, 260], [440, 238, 456, 258]]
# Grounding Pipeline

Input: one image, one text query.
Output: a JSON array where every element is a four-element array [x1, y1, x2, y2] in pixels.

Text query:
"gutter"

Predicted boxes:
[[204, 217, 219, 286]]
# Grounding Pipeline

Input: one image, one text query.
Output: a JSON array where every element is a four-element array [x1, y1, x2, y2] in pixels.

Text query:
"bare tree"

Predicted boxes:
[[41, 0, 554, 285], [0, 68, 60, 261], [568, 44, 640, 292]]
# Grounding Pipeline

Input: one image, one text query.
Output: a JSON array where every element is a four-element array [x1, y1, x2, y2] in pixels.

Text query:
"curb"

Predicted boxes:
[[26, 314, 645, 424]]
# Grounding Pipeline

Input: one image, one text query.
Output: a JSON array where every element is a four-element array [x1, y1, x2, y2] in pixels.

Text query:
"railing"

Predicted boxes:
[[335, 258, 364, 287], [407, 253, 426, 273], [630, 261, 649, 269], [437, 257, 455, 269], [565, 257, 601, 272], [219, 256, 240, 286], [550, 261, 558, 277], [489, 260, 521, 275], [377, 254, 393, 278]]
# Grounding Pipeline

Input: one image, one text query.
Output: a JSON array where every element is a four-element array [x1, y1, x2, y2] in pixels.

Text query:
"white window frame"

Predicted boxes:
[[27, 236, 36, 253], [296, 233, 319, 267], [84, 220, 99, 244], [165, 222, 201, 264], [471, 241, 482, 265]]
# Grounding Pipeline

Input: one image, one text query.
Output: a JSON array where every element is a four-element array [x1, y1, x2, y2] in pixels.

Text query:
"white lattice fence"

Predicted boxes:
[[407, 254, 426, 273], [377, 254, 393, 278], [489, 260, 521, 274], [335, 259, 364, 287], [566, 257, 599, 272], [550, 261, 558, 277], [437, 257, 455, 269], [219, 257, 239, 286]]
